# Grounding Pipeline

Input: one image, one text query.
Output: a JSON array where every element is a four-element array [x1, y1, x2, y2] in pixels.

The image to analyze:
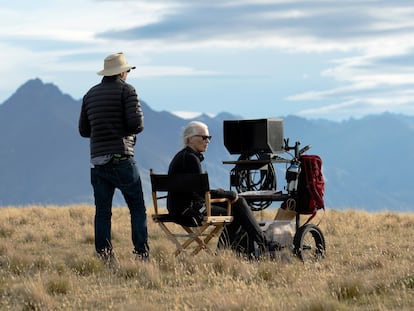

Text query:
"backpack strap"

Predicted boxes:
[[303, 207, 325, 226]]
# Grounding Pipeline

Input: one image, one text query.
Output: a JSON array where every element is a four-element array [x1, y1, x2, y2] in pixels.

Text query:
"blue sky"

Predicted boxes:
[[2, 0, 414, 121]]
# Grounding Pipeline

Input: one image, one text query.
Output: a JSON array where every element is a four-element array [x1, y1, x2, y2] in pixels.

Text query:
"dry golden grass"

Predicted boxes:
[[0, 205, 413, 310]]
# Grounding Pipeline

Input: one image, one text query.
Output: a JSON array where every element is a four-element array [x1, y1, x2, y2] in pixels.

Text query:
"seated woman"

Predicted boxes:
[[167, 121, 275, 258]]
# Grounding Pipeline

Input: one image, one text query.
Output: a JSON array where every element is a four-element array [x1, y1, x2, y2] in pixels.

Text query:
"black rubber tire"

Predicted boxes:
[[217, 225, 251, 257], [293, 224, 326, 262]]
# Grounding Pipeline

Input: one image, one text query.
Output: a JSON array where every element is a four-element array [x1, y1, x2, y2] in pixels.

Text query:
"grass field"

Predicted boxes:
[[0, 205, 413, 310]]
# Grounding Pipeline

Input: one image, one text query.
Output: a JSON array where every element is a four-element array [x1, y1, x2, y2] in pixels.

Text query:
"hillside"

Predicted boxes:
[[0, 78, 414, 212]]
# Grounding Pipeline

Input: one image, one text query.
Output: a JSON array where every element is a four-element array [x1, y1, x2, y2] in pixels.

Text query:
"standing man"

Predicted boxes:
[[79, 52, 149, 262]]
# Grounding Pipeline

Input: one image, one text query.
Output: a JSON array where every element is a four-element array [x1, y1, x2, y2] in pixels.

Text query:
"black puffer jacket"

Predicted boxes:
[[79, 76, 144, 158]]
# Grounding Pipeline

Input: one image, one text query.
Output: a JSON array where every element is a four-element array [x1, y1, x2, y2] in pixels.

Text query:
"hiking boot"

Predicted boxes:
[[267, 241, 281, 252], [133, 250, 149, 262], [98, 249, 118, 269], [266, 241, 281, 259], [133, 242, 150, 262]]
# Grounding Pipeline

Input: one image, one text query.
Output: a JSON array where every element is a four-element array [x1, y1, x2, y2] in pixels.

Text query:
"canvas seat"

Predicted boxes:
[[150, 169, 233, 256]]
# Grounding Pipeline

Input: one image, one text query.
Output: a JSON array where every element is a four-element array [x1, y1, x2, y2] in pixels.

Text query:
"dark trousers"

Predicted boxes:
[[212, 197, 266, 253], [91, 158, 148, 254]]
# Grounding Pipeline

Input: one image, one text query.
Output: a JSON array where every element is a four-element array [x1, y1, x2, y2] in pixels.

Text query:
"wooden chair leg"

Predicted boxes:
[[191, 224, 225, 255], [174, 224, 209, 256], [157, 222, 187, 254]]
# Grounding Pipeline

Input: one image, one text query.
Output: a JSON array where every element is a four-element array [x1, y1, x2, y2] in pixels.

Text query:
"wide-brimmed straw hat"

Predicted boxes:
[[97, 52, 136, 76]]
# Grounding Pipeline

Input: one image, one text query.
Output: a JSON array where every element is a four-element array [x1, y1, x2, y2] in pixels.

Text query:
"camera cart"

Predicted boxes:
[[219, 118, 326, 262]]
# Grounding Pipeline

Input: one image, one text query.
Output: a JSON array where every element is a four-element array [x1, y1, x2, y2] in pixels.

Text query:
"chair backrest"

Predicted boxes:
[[150, 169, 210, 215], [150, 171, 210, 193]]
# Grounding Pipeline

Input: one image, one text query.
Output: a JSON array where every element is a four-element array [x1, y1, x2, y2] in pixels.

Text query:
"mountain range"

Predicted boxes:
[[0, 78, 413, 212]]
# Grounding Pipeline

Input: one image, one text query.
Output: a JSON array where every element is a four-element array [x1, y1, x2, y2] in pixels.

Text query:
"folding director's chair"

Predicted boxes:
[[150, 169, 233, 256]]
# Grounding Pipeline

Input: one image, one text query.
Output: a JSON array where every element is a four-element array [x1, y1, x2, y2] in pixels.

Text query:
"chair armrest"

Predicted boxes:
[[210, 197, 232, 216]]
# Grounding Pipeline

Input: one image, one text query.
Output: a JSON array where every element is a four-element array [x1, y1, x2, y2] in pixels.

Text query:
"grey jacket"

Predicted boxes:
[[79, 76, 144, 158]]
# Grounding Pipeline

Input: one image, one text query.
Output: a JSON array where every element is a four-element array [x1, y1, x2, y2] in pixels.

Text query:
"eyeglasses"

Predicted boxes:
[[126, 69, 131, 73], [193, 135, 212, 141]]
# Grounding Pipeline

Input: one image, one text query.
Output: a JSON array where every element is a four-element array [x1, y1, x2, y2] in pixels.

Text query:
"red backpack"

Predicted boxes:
[[297, 155, 325, 220]]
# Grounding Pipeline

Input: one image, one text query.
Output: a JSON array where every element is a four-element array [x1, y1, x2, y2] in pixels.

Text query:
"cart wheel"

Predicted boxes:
[[231, 153, 276, 211], [293, 224, 325, 262]]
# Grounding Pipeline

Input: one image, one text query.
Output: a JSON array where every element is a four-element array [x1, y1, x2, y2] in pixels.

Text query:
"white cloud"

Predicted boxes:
[[2, 0, 414, 121], [136, 65, 219, 77], [171, 111, 203, 119]]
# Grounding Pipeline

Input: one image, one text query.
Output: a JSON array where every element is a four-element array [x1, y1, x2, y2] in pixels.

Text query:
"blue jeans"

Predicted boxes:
[[91, 158, 148, 254]]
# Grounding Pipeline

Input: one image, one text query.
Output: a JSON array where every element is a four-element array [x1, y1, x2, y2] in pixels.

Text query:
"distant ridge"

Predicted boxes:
[[0, 78, 413, 212]]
